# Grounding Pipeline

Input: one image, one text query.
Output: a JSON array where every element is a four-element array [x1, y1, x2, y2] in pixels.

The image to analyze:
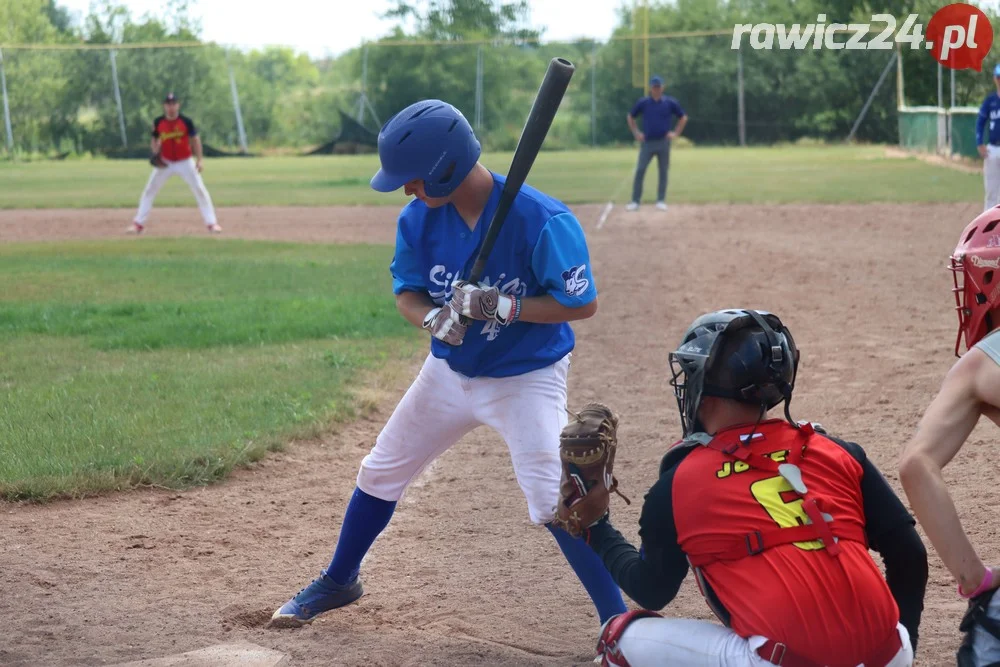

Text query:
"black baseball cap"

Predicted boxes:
[[164, 93, 179, 103]]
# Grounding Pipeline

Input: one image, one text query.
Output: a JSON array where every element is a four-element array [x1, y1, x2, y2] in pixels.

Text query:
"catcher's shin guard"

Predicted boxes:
[[596, 610, 662, 667]]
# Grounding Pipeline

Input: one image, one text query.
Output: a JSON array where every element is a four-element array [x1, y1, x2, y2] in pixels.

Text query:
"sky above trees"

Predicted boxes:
[[52, 0, 621, 57]]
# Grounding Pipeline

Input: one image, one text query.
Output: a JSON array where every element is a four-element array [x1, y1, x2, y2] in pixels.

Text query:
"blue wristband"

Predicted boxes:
[[510, 296, 521, 324]]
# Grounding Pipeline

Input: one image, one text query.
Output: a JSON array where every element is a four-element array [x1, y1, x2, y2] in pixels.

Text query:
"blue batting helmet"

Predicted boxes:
[[370, 100, 481, 197]]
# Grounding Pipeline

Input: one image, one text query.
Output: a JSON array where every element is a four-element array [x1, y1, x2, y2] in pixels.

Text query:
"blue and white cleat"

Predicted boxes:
[[267, 573, 363, 629]]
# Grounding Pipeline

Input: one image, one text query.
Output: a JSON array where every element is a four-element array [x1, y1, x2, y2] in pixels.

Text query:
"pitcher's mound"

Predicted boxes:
[[112, 642, 288, 667]]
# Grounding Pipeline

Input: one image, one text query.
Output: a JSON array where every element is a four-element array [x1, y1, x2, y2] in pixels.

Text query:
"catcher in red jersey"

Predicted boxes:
[[900, 207, 1000, 666], [128, 93, 220, 234], [583, 309, 927, 667]]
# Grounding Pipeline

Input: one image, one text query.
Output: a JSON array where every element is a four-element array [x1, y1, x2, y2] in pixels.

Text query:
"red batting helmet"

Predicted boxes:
[[950, 208, 1000, 355]]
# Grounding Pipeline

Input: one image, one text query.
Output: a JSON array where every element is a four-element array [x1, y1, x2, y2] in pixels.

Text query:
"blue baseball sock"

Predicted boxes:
[[324, 487, 397, 585], [546, 523, 627, 624]]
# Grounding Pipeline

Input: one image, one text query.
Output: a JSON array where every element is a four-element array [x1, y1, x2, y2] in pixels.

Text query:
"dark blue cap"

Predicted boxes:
[[650, 76, 663, 86], [164, 93, 178, 103]]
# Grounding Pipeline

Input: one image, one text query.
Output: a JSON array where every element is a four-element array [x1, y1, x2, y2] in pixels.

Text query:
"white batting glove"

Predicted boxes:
[[422, 305, 467, 346], [450, 280, 518, 326]]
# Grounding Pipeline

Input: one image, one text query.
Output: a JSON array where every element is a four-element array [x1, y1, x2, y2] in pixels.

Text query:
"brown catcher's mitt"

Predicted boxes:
[[554, 403, 630, 538], [150, 152, 167, 168]]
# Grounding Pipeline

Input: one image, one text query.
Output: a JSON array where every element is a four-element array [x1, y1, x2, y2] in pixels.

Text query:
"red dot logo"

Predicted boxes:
[[927, 3, 993, 71]]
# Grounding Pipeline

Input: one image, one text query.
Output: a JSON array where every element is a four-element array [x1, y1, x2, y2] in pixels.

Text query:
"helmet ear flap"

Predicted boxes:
[[703, 311, 797, 415], [742, 311, 796, 391], [741, 310, 783, 373]]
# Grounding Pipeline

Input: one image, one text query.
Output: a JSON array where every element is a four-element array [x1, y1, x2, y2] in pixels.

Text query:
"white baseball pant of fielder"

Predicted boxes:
[[134, 157, 217, 227]]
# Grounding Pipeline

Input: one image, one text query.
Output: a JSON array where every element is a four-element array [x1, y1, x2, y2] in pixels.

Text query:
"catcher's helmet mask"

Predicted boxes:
[[668, 309, 800, 437], [950, 208, 1000, 356]]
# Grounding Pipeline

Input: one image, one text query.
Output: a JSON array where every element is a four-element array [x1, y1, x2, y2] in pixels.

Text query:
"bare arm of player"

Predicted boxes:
[[518, 294, 597, 323], [192, 135, 204, 172], [395, 291, 437, 328], [900, 350, 1000, 593], [668, 115, 688, 140], [151, 137, 161, 154], [626, 114, 643, 142]]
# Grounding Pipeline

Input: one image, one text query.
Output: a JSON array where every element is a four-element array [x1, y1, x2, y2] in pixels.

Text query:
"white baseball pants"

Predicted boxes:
[[984, 145, 1000, 212], [134, 157, 217, 226], [609, 617, 913, 667], [357, 353, 569, 524]]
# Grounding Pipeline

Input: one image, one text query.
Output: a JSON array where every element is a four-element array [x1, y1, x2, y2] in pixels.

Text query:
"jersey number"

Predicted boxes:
[[749, 475, 825, 551]]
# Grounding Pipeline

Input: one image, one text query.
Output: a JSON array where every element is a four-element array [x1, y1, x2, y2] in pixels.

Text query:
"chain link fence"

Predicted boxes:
[[0, 32, 911, 156]]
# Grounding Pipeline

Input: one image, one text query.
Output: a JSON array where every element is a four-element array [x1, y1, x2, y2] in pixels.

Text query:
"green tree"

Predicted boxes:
[[589, 0, 931, 145], [69, 0, 340, 151], [42, 0, 73, 35], [69, 0, 221, 151], [382, 0, 539, 41], [231, 47, 324, 147], [0, 0, 70, 152], [893, 0, 1000, 109], [359, 0, 546, 149]]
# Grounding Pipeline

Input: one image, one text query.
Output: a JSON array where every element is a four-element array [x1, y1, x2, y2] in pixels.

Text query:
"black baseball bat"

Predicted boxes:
[[466, 57, 576, 284]]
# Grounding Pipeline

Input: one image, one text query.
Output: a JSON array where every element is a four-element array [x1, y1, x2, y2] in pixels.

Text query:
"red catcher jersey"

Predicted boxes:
[[152, 115, 197, 161], [672, 420, 900, 666]]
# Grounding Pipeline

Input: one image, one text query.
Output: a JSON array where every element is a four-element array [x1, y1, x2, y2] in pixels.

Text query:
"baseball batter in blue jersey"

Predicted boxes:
[[977, 64, 1000, 211], [270, 100, 627, 631]]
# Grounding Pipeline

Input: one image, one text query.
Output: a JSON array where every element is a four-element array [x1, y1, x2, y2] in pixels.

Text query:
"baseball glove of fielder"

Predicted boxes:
[[553, 403, 630, 538], [150, 152, 167, 168]]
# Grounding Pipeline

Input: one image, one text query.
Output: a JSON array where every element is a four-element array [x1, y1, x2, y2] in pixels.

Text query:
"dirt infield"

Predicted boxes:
[[0, 201, 991, 666]]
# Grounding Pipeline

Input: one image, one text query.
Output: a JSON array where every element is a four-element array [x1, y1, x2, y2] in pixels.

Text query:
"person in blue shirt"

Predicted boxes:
[[977, 64, 1000, 211], [626, 75, 687, 212], [269, 100, 627, 633]]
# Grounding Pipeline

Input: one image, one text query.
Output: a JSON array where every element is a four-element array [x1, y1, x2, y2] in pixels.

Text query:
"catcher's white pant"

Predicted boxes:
[[984, 145, 1000, 212], [357, 353, 569, 524], [134, 157, 217, 226], [609, 617, 913, 667]]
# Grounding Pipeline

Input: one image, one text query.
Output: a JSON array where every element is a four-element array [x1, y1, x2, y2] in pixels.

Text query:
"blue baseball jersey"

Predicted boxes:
[[390, 172, 597, 379], [977, 92, 1000, 145], [629, 95, 686, 140]]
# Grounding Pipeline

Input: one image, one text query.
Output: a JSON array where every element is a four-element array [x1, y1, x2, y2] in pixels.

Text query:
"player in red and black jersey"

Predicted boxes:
[[587, 310, 927, 667], [128, 93, 220, 234]]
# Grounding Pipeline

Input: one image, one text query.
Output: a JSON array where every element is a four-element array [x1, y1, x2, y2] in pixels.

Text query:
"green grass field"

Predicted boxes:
[[0, 239, 420, 500], [0, 145, 983, 208]]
